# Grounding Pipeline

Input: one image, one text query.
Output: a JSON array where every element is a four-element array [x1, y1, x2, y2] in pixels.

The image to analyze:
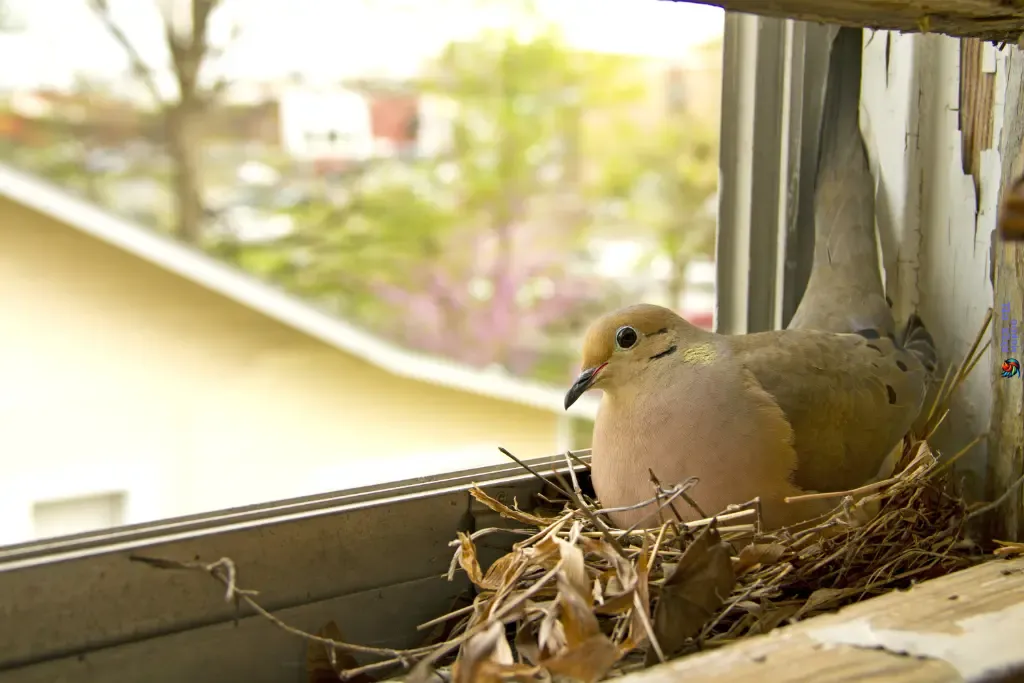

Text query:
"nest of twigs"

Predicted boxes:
[[398, 438, 985, 682], [385, 310, 1023, 683]]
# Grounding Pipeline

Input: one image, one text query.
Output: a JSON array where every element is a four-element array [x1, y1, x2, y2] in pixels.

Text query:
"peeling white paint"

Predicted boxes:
[[809, 601, 1024, 680], [861, 33, 1002, 494], [861, 30, 921, 318]]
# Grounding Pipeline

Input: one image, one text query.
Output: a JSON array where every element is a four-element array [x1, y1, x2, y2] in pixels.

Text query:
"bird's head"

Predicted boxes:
[[563, 303, 711, 410]]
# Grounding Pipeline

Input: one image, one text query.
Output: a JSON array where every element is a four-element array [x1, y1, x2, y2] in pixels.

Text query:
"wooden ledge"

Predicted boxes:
[[622, 557, 1024, 682], [680, 0, 1024, 41]]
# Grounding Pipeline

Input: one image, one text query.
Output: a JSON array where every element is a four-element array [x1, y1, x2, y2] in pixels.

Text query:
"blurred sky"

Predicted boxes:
[[0, 0, 723, 95]]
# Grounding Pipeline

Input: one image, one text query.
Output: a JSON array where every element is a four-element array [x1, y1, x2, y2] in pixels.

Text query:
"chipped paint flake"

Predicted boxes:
[[809, 601, 1024, 680]]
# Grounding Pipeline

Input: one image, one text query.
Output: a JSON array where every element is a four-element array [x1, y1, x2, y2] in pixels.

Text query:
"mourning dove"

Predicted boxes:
[[563, 28, 937, 531]]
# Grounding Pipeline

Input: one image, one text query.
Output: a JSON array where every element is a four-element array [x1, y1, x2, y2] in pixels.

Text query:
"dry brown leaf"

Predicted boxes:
[[994, 540, 1024, 558], [480, 551, 520, 592], [305, 621, 375, 683], [554, 532, 602, 652], [455, 532, 489, 589], [530, 536, 565, 570], [464, 643, 541, 682], [514, 617, 542, 665], [650, 522, 736, 660], [734, 542, 788, 575], [452, 621, 514, 683], [555, 537, 590, 599], [538, 603, 568, 657], [628, 535, 653, 648], [470, 487, 557, 527], [557, 570, 601, 649], [584, 538, 639, 616], [748, 604, 799, 635], [542, 634, 623, 683], [796, 587, 846, 617]]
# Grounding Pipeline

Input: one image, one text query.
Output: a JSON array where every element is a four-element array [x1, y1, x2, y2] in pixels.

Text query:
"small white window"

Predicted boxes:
[[31, 492, 127, 539]]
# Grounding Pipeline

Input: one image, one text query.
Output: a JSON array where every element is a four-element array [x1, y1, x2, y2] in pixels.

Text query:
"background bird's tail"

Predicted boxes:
[[787, 26, 894, 337]]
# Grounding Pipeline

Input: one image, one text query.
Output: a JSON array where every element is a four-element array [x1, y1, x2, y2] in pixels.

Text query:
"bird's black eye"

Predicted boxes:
[[615, 325, 638, 349]]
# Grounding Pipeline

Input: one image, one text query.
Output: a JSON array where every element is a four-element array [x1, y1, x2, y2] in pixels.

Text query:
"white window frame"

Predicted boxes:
[[0, 460, 162, 547], [716, 14, 832, 334], [0, 14, 825, 683], [30, 490, 128, 540]]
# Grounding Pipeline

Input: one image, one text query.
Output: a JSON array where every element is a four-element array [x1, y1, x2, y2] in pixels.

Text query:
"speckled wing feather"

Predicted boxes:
[[725, 328, 929, 494]]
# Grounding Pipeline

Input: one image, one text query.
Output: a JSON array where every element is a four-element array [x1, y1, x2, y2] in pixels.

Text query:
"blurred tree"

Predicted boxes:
[[378, 27, 645, 372], [88, 0, 235, 244], [652, 118, 718, 307], [228, 25, 647, 380], [604, 113, 719, 308]]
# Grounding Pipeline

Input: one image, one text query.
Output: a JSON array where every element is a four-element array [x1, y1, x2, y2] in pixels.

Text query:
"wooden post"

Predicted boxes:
[[678, 0, 1024, 41], [992, 48, 1024, 541]]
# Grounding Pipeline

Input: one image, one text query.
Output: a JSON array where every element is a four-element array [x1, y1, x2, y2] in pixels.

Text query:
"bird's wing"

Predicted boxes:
[[726, 328, 928, 494]]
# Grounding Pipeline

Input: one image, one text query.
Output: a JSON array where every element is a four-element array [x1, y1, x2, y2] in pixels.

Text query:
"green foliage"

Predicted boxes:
[[231, 25, 651, 368], [227, 20, 720, 379], [604, 111, 719, 302], [421, 23, 648, 235]]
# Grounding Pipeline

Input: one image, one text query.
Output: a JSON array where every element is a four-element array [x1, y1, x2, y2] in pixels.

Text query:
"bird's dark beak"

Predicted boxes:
[[564, 364, 605, 410]]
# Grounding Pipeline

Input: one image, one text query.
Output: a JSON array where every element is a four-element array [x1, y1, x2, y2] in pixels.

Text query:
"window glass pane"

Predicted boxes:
[[0, 0, 722, 543], [32, 492, 126, 539]]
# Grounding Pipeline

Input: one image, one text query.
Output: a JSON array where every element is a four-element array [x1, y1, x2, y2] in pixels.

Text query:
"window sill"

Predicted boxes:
[[0, 452, 587, 681], [3, 450, 1023, 683]]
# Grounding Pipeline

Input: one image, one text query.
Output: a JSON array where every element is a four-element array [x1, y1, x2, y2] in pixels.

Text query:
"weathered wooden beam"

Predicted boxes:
[[676, 0, 1024, 42], [623, 557, 1024, 682], [992, 48, 1024, 542]]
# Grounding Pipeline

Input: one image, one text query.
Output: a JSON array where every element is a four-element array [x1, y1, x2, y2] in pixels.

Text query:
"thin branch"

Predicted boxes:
[[497, 446, 573, 499], [784, 477, 897, 503], [88, 0, 163, 105], [548, 465, 630, 560], [966, 472, 1024, 520], [562, 450, 583, 498], [649, 468, 705, 519], [129, 554, 427, 660]]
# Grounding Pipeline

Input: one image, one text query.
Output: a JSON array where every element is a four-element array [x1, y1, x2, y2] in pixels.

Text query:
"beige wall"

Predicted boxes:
[[0, 197, 561, 543]]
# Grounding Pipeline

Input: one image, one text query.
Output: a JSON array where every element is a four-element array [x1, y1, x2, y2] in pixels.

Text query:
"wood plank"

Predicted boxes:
[[960, 38, 996, 206], [622, 557, 1024, 682], [679, 0, 1024, 42], [992, 47, 1024, 541]]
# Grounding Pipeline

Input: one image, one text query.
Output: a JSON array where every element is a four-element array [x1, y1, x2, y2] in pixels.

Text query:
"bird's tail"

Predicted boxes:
[[787, 27, 894, 337], [901, 313, 938, 376]]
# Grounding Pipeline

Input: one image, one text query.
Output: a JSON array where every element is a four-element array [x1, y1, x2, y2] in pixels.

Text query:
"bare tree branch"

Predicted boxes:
[[88, 0, 163, 106], [86, 0, 234, 244]]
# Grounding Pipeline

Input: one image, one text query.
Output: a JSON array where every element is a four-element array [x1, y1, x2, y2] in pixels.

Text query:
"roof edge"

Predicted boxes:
[[0, 163, 600, 420]]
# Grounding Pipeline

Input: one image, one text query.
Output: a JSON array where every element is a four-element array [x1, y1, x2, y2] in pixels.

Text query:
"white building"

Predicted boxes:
[[277, 86, 375, 162]]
